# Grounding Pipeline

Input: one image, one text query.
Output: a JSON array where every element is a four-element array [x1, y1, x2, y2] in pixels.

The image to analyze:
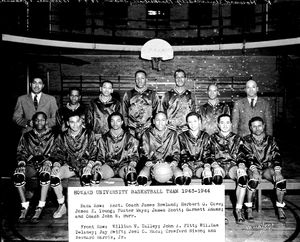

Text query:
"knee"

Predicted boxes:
[[137, 176, 148, 186], [126, 171, 137, 186], [81, 174, 92, 186], [13, 173, 26, 187], [247, 179, 259, 191], [203, 177, 212, 185], [275, 179, 286, 191], [39, 172, 50, 186], [213, 175, 223, 185], [90, 172, 102, 186], [174, 175, 185, 185], [50, 176, 61, 188], [238, 175, 248, 188]]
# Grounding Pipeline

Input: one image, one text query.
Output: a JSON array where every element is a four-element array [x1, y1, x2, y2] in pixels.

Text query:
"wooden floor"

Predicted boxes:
[[1, 187, 300, 242]]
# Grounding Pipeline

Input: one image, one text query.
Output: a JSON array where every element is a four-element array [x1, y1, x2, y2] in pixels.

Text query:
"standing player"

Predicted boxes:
[[160, 69, 196, 134], [178, 112, 213, 185], [243, 117, 286, 222], [122, 70, 160, 140], [56, 87, 87, 133], [97, 112, 139, 186], [87, 80, 121, 140], [198, 84, 230, 135]]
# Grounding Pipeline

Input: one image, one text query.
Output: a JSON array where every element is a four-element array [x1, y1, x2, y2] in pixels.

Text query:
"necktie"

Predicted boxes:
[[250, 98, 254, 109], [34, 95, 38, 110]]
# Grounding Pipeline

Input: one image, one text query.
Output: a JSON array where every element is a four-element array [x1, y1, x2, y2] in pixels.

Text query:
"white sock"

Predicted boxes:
[[57, 196, 65, 205], [21, 201, 29, 210], [38, 200, 46, 208], [236, 203, 243, 209]]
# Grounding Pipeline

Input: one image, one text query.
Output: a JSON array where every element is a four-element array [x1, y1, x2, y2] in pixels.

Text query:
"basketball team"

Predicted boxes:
[[12, 69, 286, 224]]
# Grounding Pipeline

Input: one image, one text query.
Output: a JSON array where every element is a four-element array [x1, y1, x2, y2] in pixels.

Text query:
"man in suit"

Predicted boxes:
[[12, 77, 58, 134], [232, 79, 273, 137]]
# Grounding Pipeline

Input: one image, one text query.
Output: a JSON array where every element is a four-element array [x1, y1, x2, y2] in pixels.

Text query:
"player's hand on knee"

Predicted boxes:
[[82, 166, 92, 176], [237, 163, 247, 177], [202, 164, 212, 179], [273, 166, 283, 183]]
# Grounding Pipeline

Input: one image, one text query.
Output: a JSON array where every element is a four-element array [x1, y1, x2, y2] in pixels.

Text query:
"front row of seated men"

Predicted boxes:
[[13, 110, 286, 225]]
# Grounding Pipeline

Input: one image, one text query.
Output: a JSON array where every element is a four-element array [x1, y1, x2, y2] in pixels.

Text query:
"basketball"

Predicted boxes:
[[152, 163, 173, 183]]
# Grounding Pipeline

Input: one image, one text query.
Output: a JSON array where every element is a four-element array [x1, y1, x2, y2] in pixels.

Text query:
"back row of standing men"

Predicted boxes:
[[12, 69, 273, 137], [12, 69, 282, 225]]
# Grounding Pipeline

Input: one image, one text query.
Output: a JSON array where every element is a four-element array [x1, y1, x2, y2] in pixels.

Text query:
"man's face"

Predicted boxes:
[[101, 82, 113, 97], [69, 90, 81, 105], [246, 80, 258, 98], [135, 72, 147, 89], [250, 120, 265, 136], [110, 115, 123, 131], [154, 113, 167, 131], [218, 116, 232, 133], [208, 85, 218, 100], [33, 114, 47, 131], [67, 115, 82, 133], [187, 115, 201, 132], [175, 71, 186, 87], [30, 78, 44, 94]]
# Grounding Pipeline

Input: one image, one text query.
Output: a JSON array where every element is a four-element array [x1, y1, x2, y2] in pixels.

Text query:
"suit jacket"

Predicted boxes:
[[232, 97, 273, 137], [12, 93, 58, 134]]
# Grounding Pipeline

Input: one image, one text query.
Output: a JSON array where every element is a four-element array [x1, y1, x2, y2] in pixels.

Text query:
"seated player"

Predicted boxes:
[[97, 112, 139, 186], [50, 111, 102, 219], [209, 114, 249, 224], [137, 111, 185, 186], [13, 112, 57, 223], [243, 116, 286, 222], [178, 112, 213, 185]]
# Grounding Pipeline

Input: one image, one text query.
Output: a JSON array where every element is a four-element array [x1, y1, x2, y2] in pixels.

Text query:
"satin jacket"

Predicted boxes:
[[243, 134, 281, 170], [178, 130, 213, 171], [16, 128, 57, 168], [160, 89, 196, 131], [198, 101, 230, 135], [97, 130, 139, 169], [209, 132, 247, 166], [122, 88, 159, 130], [87, 97, 121, 135], [140, 127, 180, 166], [56, 104, 87, 133], [51, 128, 98, 172]]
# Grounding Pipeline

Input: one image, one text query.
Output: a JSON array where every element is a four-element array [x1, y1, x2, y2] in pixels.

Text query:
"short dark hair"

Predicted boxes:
[[249, 116, 265, 128], [68, 87, 81, 95], [32, 111, 47, 121], [154, 111, 168, 119], [174, 69, 186, 78], [31, 77, 44, 83], [66, 110, 82, 121], [186, 111, 202, 123], [107, 112, 124, 129], [101, 80, 113, 88], [207, 83, 218, 91], [135, 70, 147, 78], [217, 114, 231, 123]]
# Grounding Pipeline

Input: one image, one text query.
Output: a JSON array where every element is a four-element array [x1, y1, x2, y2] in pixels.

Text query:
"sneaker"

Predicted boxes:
[[235, 208, 245, 224], [278, 208, 286, 221], [53, 203, 67, 219], [246, 207, 254, 223], [31, 207, 43, 223], [18, 207, 28, 223]]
